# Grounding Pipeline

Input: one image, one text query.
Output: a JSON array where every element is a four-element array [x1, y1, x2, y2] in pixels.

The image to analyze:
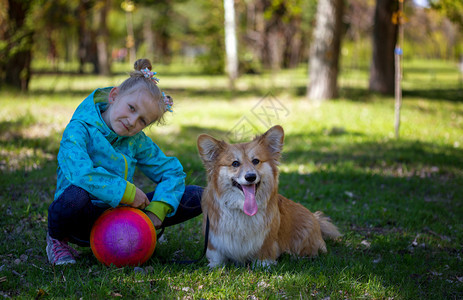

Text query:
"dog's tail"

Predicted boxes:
[[314, 211, 342, 240]]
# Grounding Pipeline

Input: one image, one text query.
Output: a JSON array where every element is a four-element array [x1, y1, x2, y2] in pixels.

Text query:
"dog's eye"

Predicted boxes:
[[232, 161, 240, 167], [252, 159, 260, 165]]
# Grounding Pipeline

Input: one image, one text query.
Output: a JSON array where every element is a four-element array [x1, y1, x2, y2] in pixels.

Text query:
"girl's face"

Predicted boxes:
[[102, 87, 160, 137]]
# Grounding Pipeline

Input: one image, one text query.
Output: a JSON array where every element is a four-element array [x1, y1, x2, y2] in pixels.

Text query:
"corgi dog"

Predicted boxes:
[[197, 125, 341, 268]]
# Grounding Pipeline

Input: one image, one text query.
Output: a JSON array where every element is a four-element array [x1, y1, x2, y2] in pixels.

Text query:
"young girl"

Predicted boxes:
[[47, 58, 203, 265]]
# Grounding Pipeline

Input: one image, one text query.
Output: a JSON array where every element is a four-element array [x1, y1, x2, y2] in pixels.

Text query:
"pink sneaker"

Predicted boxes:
[[46, 233, 78, 265]]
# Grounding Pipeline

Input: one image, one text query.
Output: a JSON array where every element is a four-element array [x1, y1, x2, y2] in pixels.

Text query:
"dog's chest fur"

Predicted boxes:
[[208, 190, 275, 263]]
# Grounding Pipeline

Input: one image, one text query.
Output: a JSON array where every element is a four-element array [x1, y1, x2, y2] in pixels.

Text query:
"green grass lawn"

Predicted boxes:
[[0, 59, 462, 299]]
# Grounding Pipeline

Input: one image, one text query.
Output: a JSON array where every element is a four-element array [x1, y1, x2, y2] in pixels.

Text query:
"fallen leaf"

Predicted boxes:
[[360, 240, 371, 248], [35, 288, 47, 299], [411, 234, 423, 247], [345, 191, 354, 198], [429, 271, 442, 276]]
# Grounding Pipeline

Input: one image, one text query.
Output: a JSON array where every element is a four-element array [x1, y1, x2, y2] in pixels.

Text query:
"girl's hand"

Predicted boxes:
[[145, 211, 163, 229], [131, 187, 150, 209]]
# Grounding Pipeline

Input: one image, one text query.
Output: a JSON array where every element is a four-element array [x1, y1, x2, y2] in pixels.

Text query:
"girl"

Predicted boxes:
[[47, 58, 202, 265]]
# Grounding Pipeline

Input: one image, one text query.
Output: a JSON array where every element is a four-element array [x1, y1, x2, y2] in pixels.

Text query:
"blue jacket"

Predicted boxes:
[[54, 88, 186, 217]]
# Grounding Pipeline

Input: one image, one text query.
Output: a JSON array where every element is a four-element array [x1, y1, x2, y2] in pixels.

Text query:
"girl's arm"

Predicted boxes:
[[134, 133, 186, 220], [57, 121, 137, 207]]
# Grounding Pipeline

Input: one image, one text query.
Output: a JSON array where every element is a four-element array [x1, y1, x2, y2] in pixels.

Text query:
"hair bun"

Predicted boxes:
[[134, 59, 152, 71]]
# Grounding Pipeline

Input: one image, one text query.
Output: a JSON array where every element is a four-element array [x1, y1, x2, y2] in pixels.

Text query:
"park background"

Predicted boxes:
[[1, 0, 462, 299]]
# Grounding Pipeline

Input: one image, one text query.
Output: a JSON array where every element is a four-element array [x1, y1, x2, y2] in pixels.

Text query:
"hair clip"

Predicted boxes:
[[162, 92, 173, 112], [141, 68, 160, 84]]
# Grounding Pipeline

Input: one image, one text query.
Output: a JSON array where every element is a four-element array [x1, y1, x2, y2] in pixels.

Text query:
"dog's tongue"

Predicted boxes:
[[242, 184, 257, 216]]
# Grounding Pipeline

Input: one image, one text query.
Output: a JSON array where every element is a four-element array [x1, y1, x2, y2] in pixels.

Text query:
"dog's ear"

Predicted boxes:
[[259, 125, 284, 161], [197, 134, 226, 167]]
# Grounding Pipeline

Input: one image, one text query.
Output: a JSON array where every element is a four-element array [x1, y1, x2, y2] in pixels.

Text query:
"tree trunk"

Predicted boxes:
[[143, 8, 155, 60], [77, 0, 90, 73], [245, 1, 304, 71], [224, 0, 238, 89], [1, 0, 33, 91], [95, 0, 111, 75], [284, 18, 303, 68], [307, 0, 344, 101], [369, 0, 398, 94]]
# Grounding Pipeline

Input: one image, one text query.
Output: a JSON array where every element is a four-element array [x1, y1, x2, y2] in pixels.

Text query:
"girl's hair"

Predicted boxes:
[[118, 58, 171, 125]]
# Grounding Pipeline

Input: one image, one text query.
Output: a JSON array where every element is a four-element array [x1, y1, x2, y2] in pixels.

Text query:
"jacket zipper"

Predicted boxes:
[[122, 154, 128, 180]]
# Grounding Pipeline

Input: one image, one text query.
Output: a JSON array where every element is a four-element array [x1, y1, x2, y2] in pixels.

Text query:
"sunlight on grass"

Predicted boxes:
[[0, 147, 54, 172]]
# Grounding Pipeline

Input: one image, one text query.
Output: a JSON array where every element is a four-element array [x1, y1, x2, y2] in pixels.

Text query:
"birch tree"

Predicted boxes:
[[224, 0, 238, 89]]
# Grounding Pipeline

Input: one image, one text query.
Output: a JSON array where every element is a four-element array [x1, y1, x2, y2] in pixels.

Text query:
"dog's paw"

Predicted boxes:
[[207, 261, 225, 269], [252, 259, 277, 269], [206, 249, 227, 269]]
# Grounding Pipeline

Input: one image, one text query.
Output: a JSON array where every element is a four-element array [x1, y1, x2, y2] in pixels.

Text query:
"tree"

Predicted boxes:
[[0, 0, 35, 91], [94, 0, 111, 75], [430, 0, 463, 61], [36, 0, 77, 70], [77, 0, 97, 74], [224, 0, 238, 89], [307, 0, 344, 101], [192, 1, 225, 74], [430, 0, 463, 28], [243, 0, 311, 71], [369, 0, 398, 95]]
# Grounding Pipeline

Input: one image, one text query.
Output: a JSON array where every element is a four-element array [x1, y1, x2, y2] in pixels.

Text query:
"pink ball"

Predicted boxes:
[[90, 207, 156, 267]]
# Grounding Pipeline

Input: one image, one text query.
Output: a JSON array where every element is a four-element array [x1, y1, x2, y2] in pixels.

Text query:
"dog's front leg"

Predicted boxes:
[[255, 237, 280, 267], [206, 247, 227, 268]]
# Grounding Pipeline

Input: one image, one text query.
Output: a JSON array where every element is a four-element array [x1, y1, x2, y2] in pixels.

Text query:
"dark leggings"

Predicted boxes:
[[48, 185, 203, 246]]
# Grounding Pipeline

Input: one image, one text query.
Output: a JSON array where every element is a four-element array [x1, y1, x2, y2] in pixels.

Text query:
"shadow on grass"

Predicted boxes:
[[294, 86, 382, 101], [294, 85, 463, 103], [284, 132, 463, 172], [26, 75, 463, 104], [403, 88, 463, 102], [152, 126, 463, 175], [0, 115, 62, 156], [27, 85, 285, 102], [33, 64, 207, 77], [1, 123, 462, 298], [28, 88, 94, 99]]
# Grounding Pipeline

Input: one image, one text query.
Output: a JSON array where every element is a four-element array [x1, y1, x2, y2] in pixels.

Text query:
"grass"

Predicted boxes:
[[1, 59, 462, 299]]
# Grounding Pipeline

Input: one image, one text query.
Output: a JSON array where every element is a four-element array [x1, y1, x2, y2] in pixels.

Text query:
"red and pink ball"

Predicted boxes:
[[90, 207, 156, 267]]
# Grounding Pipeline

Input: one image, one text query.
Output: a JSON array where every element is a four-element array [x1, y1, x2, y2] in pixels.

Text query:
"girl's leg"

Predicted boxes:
[[48, 185, 107, 246], [146, 185, 203, 227]]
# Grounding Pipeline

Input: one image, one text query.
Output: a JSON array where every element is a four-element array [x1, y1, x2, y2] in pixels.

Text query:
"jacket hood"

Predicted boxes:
[[71, 88, 119, 141]]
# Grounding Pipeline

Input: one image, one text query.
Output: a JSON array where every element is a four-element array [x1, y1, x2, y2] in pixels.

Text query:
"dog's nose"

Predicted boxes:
[[245, 173, 257, 183]]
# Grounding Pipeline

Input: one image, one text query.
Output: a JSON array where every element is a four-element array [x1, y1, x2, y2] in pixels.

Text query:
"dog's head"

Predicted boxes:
[[197, 125, 284, 216]]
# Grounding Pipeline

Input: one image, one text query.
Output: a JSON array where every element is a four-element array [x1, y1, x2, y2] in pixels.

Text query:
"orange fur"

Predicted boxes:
[[197, 125, 341, 267]]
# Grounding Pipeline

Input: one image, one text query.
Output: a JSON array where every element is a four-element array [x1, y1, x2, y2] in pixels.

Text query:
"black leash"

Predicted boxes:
[[156, 215, 209, 265]]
